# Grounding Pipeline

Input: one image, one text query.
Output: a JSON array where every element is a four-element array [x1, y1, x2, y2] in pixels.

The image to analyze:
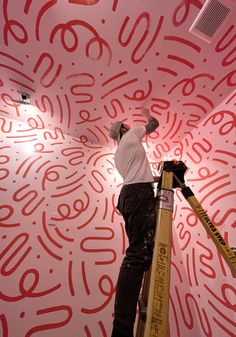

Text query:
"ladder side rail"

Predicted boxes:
[[144, 171, 174, 337], [180, 185, 236, 275]]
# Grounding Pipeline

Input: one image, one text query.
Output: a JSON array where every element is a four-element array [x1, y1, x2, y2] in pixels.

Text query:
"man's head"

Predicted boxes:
[[109, 121, 122, 140], [109, 121, 130, 141]]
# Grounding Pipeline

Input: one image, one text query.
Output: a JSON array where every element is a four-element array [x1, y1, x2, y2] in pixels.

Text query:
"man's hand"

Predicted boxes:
[[141, 107, 150, 120]]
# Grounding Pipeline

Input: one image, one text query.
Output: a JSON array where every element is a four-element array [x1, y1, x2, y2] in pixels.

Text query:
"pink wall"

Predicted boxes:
[[0, 0, 236, 336], [0, 116, 125, 336], [1, 91, 235, 337]]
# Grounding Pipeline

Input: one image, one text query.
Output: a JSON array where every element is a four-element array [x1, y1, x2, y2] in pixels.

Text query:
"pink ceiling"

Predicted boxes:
[[1, 0, 235, 148], [0, 2, 236, 337]]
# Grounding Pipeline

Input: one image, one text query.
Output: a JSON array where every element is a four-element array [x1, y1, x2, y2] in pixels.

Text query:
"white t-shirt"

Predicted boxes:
[[114, 126, 154, 185]]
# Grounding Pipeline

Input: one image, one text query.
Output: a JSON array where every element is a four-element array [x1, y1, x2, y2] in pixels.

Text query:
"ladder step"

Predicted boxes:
[[138, 295, 147, 322]]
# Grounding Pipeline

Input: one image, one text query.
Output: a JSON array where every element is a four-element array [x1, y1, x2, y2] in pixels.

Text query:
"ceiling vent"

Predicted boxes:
[[189, 0, 235, 43]]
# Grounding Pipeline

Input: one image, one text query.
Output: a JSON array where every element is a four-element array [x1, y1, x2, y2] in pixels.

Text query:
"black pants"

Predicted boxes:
[[112, 183, 156, 337]]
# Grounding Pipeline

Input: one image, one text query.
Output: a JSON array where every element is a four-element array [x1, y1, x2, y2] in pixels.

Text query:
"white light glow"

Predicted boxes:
[[22, 142, 35, 154]]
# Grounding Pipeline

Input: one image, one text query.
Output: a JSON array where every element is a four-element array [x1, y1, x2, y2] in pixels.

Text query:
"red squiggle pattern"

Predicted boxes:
[[0, 1, 235, 336]]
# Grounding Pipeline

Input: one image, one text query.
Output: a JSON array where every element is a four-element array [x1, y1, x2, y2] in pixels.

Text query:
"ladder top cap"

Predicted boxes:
[[158, 161, 187, 188]]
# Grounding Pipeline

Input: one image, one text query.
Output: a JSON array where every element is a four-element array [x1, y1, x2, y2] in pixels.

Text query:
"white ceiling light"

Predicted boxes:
[[11, 91, 31, 105]]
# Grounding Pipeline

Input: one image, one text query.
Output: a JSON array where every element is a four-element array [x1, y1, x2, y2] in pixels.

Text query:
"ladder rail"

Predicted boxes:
[[173, 173, 236, 275], [143, 171, 174, 337]]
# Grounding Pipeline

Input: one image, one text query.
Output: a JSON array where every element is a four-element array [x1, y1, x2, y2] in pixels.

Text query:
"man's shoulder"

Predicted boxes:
[[131, 126, 146, 138]]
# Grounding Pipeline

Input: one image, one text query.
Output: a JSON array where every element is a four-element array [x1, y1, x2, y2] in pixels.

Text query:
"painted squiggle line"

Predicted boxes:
[[42, 211, 62, 249], [36, 0, 57, 41], [54, 227, 74, 242], [68, 260, 75, 296], [37, 235, 62, 261], [157, 66, 177, 77], [9, 78, 35, 92], [100, 78, 138, 99], [0, 50, 23, 65], [164, 35, 201, 52], [167, 54, 195, 69], [183, 102, 208, 114], [77, 207, 98, 230], [0, 314, 8, 337], [81, 275, 115, 314], [25, 305, 72, 337], [81, 261, 90, 295], [0, 64, 33, 82]]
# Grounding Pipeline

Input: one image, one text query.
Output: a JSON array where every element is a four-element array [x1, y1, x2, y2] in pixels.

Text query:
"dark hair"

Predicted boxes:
[[119, 129, 123, 140], [121, 124, 131, 140]]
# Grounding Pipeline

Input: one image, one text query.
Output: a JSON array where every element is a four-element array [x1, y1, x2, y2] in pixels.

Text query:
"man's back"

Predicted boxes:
[[114, 126, 153, 185]]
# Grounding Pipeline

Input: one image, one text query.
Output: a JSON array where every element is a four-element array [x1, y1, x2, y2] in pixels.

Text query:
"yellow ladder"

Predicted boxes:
[[136, 160, 236, 337]]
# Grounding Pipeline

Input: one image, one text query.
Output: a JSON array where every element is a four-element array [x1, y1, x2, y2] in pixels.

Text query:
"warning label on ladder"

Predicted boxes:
[[151, 243, 169, 334]]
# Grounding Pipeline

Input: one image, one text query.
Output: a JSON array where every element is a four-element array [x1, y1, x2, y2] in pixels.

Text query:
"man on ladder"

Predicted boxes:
[[109, 107, 236, 337], [108, 107, 160, 337]]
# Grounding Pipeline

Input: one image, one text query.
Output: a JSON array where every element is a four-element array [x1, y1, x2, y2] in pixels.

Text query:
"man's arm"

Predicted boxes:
[[141, 107, 159, 134]]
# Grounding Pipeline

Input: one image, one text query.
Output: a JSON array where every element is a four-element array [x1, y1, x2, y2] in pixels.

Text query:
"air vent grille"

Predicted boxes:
[[195, 0, 230, 37], [189, 0, 234, 43]]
